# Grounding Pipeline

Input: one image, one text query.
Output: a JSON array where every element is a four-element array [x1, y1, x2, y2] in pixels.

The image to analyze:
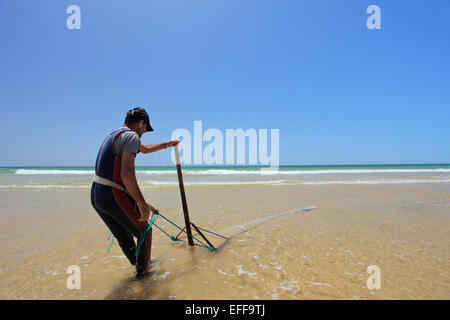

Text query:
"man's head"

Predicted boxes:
[[124, 107, 154, 137]]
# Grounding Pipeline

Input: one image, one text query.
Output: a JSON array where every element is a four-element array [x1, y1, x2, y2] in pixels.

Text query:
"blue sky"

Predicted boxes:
[[1, 0, 449, 166]]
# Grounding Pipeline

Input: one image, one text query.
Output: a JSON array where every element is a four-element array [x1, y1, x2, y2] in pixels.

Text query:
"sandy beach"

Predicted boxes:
[[0, 183, 448, 300], [3, 0, 450, 305]]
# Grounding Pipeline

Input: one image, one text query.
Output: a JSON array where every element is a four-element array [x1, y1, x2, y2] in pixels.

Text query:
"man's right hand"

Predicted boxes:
[[137, 202, 158, 222]]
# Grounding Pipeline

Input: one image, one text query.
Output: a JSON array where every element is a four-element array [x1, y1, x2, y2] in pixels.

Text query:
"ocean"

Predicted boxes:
[[1, 165, 449, 299], [1, 164, 450, 189]]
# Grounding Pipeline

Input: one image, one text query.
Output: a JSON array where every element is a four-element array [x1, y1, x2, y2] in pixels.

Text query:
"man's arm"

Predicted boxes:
[[121, 152, 155, 221], [139, 140, 179, 154]]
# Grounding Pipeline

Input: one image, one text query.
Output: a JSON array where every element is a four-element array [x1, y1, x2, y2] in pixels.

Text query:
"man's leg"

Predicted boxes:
[[111, 189, 153, 275], [136, 228, 152, 274], [92, 183, 153, 275], [92, 205, 137, 265]]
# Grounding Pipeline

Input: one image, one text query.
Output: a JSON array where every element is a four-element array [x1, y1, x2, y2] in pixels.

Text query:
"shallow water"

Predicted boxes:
[[0, 184, 449, 299]]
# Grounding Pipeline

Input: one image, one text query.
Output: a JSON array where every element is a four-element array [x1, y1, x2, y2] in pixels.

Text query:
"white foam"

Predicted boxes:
[[2, 176, 450, 189], [217, 269, 228, 276], [236, 265, 258, 279], [0, 184, 90, 189], [144, 180, 289, 186], [305, 281, 334, 288], [138, 170, 176, 175], [15, 169, 94, 175], [183, 168, 450, 175], [14, 168, 450, 176], [303, 178, 450, 185]]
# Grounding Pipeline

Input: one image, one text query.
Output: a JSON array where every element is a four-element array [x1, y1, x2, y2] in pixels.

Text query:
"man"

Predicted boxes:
[[90, 107, 178, 277]]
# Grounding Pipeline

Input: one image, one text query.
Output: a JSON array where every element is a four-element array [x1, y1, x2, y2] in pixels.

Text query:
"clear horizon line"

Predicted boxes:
[[1, 163, 450, 168]]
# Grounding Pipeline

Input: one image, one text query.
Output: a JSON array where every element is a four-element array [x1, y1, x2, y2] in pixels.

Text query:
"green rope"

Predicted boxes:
[[151, 223, 181, 242], [107, 210, 215, 253], [134, 211, 159, 258], [106, 230, 115, 252], [155, 211, 214, 251]]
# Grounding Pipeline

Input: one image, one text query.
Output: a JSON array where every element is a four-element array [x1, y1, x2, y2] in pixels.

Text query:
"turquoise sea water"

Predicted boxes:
[[1, 164, 450, 188]]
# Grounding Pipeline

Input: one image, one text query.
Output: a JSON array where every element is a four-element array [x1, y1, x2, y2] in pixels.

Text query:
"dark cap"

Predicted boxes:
[[126, 107, 154, 132]]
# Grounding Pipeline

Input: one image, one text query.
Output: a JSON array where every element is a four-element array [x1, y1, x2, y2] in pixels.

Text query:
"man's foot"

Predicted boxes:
[[135, 270, 152, 279], [135, 262, 150, 279]]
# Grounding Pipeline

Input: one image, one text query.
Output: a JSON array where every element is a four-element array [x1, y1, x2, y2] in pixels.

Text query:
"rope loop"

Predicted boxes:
[[106, 210, 221, 253]]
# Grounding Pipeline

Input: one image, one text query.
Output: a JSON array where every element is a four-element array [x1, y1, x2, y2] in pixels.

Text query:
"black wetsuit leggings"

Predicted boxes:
[[90, 182, 152, 273]]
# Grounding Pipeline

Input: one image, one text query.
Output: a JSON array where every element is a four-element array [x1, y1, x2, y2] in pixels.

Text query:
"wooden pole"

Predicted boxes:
[[174, 144, 194, 246], [190, 223, 214, 249]]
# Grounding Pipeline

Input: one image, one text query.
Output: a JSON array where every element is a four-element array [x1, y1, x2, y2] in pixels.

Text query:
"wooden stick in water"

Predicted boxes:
[[173, 144, 194, 246]]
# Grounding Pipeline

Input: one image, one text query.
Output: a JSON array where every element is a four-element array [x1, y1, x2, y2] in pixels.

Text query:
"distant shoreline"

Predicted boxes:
[[1, 164, 450, 189], [1, 163, 450, 169]]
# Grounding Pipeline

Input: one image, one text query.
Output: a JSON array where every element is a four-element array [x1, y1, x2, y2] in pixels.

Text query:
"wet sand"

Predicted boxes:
[[0, 184, 449, 299]]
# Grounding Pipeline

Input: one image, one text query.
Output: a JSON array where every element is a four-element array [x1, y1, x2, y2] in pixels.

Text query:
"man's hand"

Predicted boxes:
[[166, 139, 179, 148], [137, 202, 158, 222]]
